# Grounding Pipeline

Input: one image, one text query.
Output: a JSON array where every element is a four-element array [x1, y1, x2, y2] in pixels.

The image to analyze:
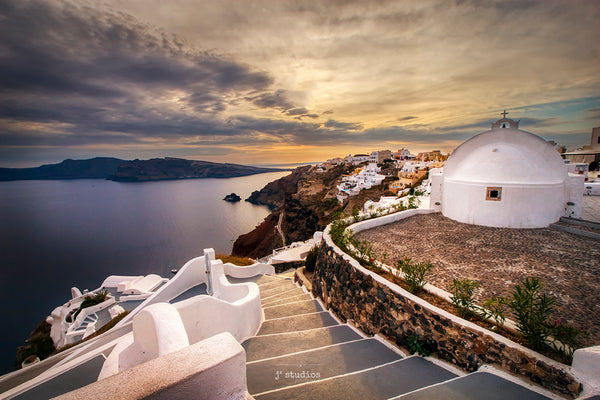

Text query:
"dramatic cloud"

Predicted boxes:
[[1, 0, 599, 166]]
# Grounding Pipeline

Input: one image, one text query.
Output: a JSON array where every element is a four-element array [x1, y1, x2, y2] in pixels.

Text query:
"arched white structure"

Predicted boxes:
[[431, 116, 583, 228]]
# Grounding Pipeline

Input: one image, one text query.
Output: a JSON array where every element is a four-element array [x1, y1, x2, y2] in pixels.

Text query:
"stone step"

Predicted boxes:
[[264, 299, 323, 320], [559, 216, 600, 230], [227, 275, 288, 287], [276, 269, 298, 279], [393, 371, 551, 400], [260, 287, 305, 303], [253, 356, 457, 400], [262, 292, 312, 307], [243, 325, 363, 362], [247, 338, 404, 395], [256, 276, 293, 288], [259, 282, 299, 298], [257, 312, 338, 335], [550, 218, 600, 240]]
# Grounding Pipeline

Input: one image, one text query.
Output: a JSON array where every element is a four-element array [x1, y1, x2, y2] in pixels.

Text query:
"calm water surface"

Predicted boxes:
[[0, 172, 288, 374]]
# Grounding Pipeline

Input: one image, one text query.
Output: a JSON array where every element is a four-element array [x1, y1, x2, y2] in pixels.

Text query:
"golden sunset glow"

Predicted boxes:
[[1, 0, 599, 167]]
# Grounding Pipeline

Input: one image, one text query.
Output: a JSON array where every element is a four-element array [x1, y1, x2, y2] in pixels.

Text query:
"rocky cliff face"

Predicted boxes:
[[0, 157, 285, 182], [110, 158, 284, 182], [232, 163, 398, 259], [0, 157, 126, 181], [245, 165, 312, 209]]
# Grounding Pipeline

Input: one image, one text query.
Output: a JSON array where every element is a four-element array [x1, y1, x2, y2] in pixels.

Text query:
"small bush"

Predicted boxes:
[[450, 278, 480, 318], [397, 257, 433, 294], [507, 277, 554, 350], [407, 334, 431, 357], [550, 320, 589, 359], [216, 253, 255, 266], [72, 290, 109, 321], [304, 245, 319, 272], [480, 296, 506, 326]]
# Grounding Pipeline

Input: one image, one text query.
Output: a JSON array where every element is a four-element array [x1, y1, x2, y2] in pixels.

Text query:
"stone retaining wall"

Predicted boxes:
[[312, 232, 582, 397], [272, 260, 304, 273]]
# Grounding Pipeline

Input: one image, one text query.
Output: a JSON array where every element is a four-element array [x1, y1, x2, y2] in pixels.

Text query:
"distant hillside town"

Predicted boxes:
[[315, 125, 600, 204], [313, 148, 448, 203]]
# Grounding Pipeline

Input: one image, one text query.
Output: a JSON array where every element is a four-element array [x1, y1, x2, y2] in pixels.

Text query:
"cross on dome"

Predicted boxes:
[[491, 110, 519, 129]]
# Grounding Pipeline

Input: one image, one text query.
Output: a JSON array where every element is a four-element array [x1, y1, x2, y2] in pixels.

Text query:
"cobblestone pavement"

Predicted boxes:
[[355, 213, 600, 345]]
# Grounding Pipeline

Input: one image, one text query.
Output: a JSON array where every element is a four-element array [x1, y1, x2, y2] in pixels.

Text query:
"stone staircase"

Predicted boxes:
[[550, 217, 600, 240], [240, 273, 554, 400]]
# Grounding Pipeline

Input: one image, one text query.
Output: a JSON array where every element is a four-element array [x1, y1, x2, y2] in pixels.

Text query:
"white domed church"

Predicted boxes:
[[429, 112, 584, 228]]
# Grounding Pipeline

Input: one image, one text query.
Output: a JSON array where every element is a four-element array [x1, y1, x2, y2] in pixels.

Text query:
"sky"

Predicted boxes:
[[0, 0, 599, 167]]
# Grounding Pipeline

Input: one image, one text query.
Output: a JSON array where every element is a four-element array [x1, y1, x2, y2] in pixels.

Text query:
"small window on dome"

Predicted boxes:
[[486, 187, 502, 201]]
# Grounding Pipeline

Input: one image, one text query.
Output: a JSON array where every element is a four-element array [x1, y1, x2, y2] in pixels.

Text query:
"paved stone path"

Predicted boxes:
[[356, 213, 600, 346]]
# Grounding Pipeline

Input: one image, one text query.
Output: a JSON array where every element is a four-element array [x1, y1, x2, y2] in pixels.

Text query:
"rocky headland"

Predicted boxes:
[[108, 158, 284, 182], [232, 163, 400, 259], [0, 157, 285, 182], [0, 157, 126, 181]]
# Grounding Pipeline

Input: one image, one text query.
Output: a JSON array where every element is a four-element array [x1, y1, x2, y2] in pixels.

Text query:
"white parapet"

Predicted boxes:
[[572, 345, 600, 396], [133, 303, 190, 359], [56, 332, 248, 400], [115, 255, 209, 328], [222, 262, 275, 278]]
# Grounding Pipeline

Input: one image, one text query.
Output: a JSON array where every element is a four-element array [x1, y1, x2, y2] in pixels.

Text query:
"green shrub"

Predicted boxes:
[[305, 245, 319, 272], [550, 320, 589, 359], [507, 277, 553, 350], [397, 257, 433, 294], [72, 290, 109, 321], [507, 277, 556, 350], [480, 296, 506, 326], [407, 334, 431, 357], [450, 278, 480, 318]]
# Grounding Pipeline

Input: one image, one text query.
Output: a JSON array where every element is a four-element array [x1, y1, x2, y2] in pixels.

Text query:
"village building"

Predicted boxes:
[[416, 150, 447, 162], [345, 153, 370, 165], [394, 148, 413, 160], [563, 127, 600, 164], [336, 161, 386, 202], [369, 149, 393, 164], [430, 113, 584, 228]]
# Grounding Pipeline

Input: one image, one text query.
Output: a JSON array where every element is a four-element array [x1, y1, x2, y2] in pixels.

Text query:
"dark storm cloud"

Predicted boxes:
[[324, 119, 363, 131], [285, 108, 309, 116], [249, 90, 296, 111], [0, 0, 279, 148]]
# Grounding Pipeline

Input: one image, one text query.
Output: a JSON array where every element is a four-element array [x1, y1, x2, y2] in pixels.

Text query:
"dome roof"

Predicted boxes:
[[444, 120, 567, 184]]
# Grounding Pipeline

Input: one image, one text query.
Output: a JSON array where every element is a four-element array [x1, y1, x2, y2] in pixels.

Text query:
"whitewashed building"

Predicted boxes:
[[336, 162, 386, 202], [430, 113, 584, 228]]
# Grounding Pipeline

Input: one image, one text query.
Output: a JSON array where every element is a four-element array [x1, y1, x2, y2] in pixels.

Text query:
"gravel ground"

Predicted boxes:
[[355, 213, 600, 345]]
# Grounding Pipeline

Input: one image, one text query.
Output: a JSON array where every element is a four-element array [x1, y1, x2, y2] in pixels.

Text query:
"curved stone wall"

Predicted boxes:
[[312, 225, 581, 397]]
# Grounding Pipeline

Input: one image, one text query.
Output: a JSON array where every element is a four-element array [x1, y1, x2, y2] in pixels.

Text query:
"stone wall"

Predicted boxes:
[[312, 237, 582, 397]]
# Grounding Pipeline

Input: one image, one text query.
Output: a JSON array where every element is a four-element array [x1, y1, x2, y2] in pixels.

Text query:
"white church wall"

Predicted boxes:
[[442, 180, 565, 228]]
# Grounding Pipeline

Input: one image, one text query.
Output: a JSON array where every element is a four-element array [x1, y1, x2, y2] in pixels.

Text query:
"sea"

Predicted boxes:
[[0, 171, 290, 375]]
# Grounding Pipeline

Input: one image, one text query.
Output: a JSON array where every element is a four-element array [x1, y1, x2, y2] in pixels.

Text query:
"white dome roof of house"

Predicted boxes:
[[444, 118, 567, 185]]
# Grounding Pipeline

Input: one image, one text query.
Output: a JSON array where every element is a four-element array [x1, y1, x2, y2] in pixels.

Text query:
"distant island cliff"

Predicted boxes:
[[0, 157, 285, 181], [0, 157, 126, 181]]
